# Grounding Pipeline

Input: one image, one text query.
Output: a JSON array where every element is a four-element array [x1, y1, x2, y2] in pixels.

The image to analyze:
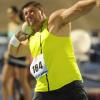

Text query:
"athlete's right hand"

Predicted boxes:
[[15, 31, 29, 42]]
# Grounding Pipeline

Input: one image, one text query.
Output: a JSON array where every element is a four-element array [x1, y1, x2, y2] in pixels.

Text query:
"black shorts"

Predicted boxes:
[[8, 55, 27, 68], [33, 80, 88, 100]]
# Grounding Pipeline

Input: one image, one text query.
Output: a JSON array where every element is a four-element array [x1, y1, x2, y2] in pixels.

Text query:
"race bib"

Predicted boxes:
[[30, 54, 48, 79]]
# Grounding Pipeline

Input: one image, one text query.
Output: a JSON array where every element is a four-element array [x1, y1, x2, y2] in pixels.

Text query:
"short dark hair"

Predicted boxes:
[[22, 1, 44, 12], [21, 1, 44, 22]]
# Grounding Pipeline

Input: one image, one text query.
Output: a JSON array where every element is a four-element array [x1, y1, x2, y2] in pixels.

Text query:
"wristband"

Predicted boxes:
[[10, 35, 20, 47]]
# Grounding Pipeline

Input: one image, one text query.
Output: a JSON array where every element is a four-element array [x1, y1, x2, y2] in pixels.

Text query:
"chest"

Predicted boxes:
[[29, 30, 49, 57]]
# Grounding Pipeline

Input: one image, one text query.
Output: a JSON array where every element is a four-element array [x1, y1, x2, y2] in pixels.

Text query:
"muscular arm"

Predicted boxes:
[[48, 0, 96, 36], [8, 40, 30, 57], [8, 26, 32, 57]]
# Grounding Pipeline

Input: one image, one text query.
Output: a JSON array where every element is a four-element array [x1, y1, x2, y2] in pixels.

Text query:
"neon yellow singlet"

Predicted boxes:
[[29, 23, 82, 92]]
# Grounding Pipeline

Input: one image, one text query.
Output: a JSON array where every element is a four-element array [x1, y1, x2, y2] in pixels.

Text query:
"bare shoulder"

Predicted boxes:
[[48, 9, 65, 24], [48, 9, 71, 36]]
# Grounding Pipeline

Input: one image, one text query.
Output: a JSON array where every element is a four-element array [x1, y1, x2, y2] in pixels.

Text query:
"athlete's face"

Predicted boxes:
[[23, 5, 44, 26]]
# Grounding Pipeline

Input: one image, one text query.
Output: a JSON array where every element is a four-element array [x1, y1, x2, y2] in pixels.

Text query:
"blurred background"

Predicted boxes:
[[0, 0, 100, 100]]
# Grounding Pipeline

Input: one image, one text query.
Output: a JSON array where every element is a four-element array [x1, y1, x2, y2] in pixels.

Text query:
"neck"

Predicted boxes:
[[34, 18, 46, 32]]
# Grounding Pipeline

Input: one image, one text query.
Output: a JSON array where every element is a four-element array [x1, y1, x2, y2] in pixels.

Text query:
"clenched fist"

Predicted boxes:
[[15, 31, 29, 42], [15, 22, 34, 42]]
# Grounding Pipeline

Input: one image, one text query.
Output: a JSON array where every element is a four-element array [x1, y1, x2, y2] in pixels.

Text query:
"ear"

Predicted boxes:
[[40, 10, 46, 20]]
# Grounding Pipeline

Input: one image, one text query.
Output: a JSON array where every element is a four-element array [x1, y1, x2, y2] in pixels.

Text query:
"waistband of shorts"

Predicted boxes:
[[38, 80, 83, 94]]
